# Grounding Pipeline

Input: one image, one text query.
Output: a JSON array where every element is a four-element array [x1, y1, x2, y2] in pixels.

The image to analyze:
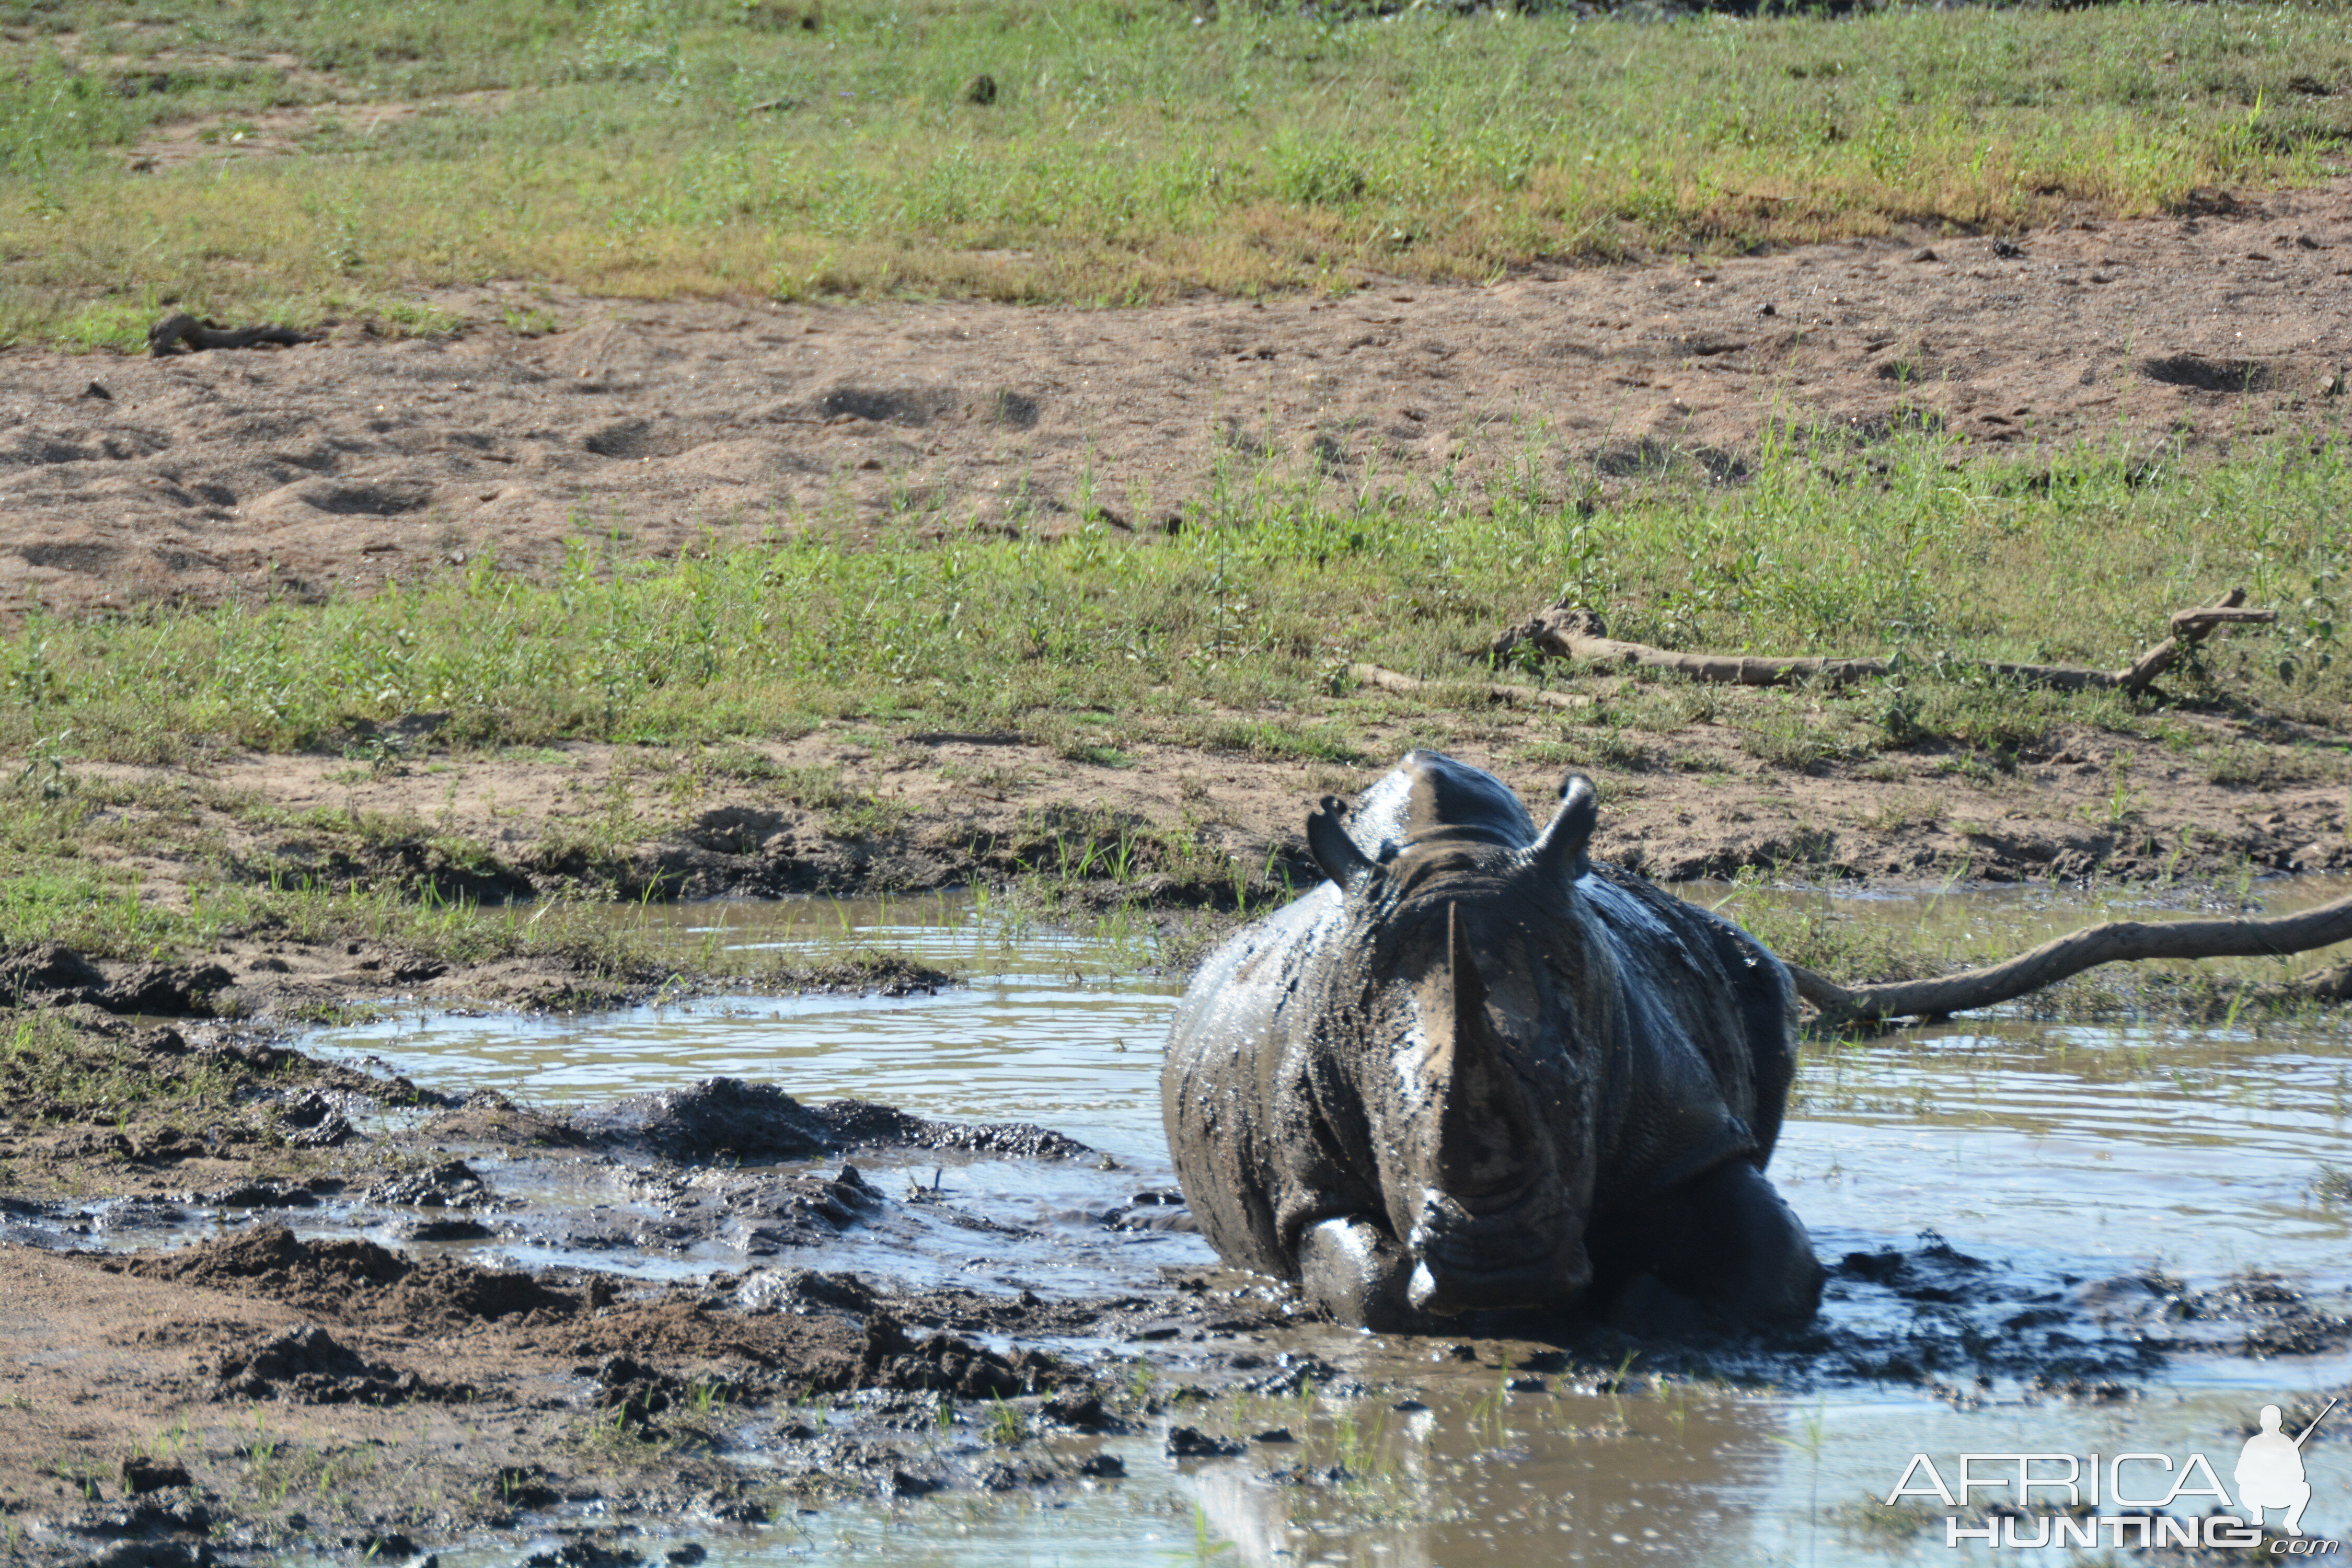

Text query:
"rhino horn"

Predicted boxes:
[[1428, 903, 1530, 1198], [1306, 795, 1377, 889], [1527, 773, 1597, 885]]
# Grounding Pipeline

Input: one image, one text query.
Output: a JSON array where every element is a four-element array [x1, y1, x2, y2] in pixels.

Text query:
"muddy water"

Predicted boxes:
[[306, 884, 2352, 1566]]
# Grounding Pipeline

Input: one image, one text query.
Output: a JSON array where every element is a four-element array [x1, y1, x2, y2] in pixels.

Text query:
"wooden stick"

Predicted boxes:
[[1347, 663, 1590, 711], [1785, 891, 2352, 1027], [1490, 593, 2273, 697], [2113, 589, 2275, 695]]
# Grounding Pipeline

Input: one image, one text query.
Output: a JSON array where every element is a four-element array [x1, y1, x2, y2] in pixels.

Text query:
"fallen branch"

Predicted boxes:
[[148, 313, 319, 357], [1784, 891, 2352, 1027], [1348, 662, 1589, 711], [1491, 591, 2272, 697]]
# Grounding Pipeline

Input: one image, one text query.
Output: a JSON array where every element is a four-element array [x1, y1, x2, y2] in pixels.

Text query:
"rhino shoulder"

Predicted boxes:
[[1578, 862, 1798, 1165]]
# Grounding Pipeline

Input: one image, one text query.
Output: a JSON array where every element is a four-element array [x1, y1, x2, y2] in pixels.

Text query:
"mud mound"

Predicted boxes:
[[856, 1311, 1060, 1400], [560, 1296, 866, 1380], [596, 1078, 836, 1162], [0, 942, 106, 995], [815, 1098, 1091, 1160], [2191, 1270, 2352, 1357], [590, 1077, 1093, 1163], [117, 1224, 408, 1315], [363, 1158, 489, 1208], [552, 1286, 1071, 1400], [731, 1267, 880, 1318], [0, 942, 234, 1016], [107, 1223, 574, 1326], [213, 1322, 471, 1405], [382, 1258, 573, 1326]]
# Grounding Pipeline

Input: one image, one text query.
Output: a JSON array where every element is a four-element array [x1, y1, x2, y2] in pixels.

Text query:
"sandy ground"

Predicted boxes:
[[3, 180, 2350, 614]]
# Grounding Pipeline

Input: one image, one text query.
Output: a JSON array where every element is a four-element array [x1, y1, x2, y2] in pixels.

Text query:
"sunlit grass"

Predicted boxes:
[[2, 425, 2345, 760], [2, 0, 2349, 339]]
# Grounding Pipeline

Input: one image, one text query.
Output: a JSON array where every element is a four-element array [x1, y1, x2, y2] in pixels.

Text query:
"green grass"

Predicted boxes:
[[0, 778, 966, 992], [3, 0, 2350, 339], [1, 427, 2345, 762], [0, 1006, 259, 1124], [0, 426, 2344, 982]]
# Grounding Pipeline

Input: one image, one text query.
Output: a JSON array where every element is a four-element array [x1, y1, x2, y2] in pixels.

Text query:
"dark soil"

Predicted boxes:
[[7, 995, 2346, 1568]]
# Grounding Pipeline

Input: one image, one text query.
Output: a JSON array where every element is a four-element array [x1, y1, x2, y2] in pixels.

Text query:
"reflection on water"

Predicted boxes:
[[309, 885, 2352, 1567], [324, 895, 1185, 1159]]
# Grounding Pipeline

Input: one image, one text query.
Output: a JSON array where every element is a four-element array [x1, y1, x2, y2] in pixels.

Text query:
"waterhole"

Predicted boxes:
[[299, 882, 2352, 1566]]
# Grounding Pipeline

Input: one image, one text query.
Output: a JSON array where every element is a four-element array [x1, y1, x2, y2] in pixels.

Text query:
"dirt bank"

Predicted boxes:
[[39, 706, 2352, 1028], [2, 180, 2349, 617]]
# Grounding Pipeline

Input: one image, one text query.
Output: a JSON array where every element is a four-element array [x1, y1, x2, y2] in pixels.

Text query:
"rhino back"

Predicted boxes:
[[1575, 866, 1798, 1202], [1162, 883, 1346, 1277]]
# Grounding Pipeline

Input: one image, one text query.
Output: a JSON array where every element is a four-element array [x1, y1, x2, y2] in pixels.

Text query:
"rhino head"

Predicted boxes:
[[1298, 773, 1606, 1318]]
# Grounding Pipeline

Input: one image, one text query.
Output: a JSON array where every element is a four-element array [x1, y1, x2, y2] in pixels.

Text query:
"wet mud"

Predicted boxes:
[[7, 974, 2351, 1568]]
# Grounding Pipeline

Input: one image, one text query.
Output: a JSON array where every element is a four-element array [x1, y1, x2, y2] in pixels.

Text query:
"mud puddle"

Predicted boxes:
[[317, 894, 1184, 1155], [17, 885, 2352, 1566], [296, 887, 2352, 1564]]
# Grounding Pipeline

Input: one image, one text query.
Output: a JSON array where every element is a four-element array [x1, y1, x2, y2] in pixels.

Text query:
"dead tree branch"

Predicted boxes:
[[1490, 591, 2272, 697], [1785, 891, 2352, 1028], [147, 312, 319, 357], [1347, 662, 1589, 711]]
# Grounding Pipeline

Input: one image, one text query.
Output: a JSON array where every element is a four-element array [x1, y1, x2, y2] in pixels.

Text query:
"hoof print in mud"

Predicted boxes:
[[272, 1088, 356, 1148], [592, 1355, 715, 1434], [119, 1456, 192, 1495], [0, 943, 235, 1016], [1039, 1391, 1119, 1431]]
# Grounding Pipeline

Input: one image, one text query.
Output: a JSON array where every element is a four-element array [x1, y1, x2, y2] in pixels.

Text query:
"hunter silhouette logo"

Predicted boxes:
[[2238, 1400, 2335, 1537], [1885, 1398, 2342, 1551]]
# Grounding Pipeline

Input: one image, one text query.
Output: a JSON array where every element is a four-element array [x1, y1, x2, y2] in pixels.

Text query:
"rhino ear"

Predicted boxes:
[[1528, 774, 1597, 885], [1307, 796, 1377, 890]]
